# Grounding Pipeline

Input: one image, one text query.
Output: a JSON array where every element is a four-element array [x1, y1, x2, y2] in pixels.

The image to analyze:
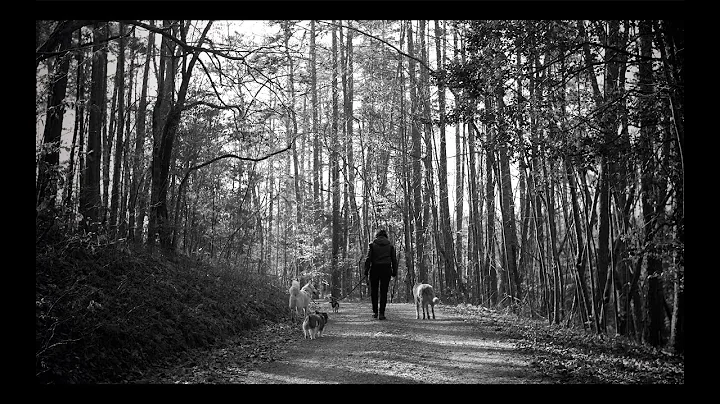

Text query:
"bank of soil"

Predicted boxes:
[[135, 301, 549, 384]]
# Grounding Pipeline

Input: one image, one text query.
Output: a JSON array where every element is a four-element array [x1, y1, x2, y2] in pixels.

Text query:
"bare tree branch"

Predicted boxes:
[[171, 142, 294, 249]]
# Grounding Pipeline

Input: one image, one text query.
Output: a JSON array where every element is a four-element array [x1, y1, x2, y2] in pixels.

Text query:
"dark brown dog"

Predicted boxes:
[[330, 296, 339, 313]]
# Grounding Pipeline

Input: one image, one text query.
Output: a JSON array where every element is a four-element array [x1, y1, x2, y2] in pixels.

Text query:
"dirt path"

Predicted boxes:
[[135, 299, 682, 384], [231, 301, 545, 384]]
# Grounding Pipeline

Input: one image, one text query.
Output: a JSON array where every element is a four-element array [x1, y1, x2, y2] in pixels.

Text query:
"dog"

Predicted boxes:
[[413, 282, 440, 320], [302, 311, 328, 339], [289, 279, 318, 322], [315, 311, 328, 336], [329, 296, 339, 313]]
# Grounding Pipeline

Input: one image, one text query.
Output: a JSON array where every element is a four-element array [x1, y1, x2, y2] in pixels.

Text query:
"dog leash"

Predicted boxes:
[[314, 275, 367, 305], [337, 275, 368, 301]]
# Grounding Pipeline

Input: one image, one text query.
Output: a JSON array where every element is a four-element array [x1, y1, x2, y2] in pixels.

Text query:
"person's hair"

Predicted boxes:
[[376, 229, 388, 238]]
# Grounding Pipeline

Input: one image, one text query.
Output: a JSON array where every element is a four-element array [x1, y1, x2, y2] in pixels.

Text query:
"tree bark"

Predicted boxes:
[[148, 20, 212, 250], [118, 39, 135, 239], [63, 28, 86, 219], [344, 21, 362, 255], [479, 119, 495, 307], [310, 20, 321, 214], [452, 24, 466, 297], [434, 20, 460, 298], [406, 20, 426, 284], [496, 89, 522, 310], [37, 27, 72, 209], [128, 20, 155, 244], [103, 60, 118, 225], [330, 21, 342, 298], [80, 22, 107, 232], [109, 22, 126, 234]]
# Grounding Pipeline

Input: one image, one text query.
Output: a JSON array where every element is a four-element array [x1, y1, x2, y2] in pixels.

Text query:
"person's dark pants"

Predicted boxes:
[[369, 264, 392, 315]]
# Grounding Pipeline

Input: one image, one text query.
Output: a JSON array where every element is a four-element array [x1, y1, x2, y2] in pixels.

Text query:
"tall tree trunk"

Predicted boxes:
[[578, 20, 620, 332], [418, 20, 436, 289], [109, 22, 126, 235], [103, 60, 119, 225], [284, 21, 302, 231], [656, 20, 684, 185], [151, 20, 212, 251], [118, 40, 135, 239], [283, 21, 301, 272], [330, 20, 342, 298], [407, 20, 426, 283], [128, 20, 154, 244], [310, 20, 321, 214], [80, 22, 107, 232], [528, 43, 549, 320], [542, 156, 563, 324], [516, 28, 532, 308], [37, 26, 72, 209], [344, 21, 362, 255], [396, 24, 415, 301], [63, 28, 85, 220], [435, 20, 460, 298], [565, 156, 593, 327], [453, 24, 466, 295], [148, 20, 177, 247], [496, 88, 522, 310], [662, 20, 684, 354], [480, 119, 496, 307]]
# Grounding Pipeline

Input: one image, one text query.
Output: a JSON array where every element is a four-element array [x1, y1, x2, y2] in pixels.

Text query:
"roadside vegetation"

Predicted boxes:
[[36, 231, 288, 384]]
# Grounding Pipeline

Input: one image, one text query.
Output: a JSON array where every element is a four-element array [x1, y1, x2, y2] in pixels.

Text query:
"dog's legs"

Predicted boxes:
[[416, 300, 421, 319], [431, 304, 435, 319]]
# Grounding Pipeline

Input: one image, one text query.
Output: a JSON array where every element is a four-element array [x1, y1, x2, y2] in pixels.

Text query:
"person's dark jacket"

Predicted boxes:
[[364, 235, 398, 277]]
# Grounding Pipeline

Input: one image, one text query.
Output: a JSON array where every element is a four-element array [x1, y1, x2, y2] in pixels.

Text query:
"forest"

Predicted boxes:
[[36, 19, 684, 383]]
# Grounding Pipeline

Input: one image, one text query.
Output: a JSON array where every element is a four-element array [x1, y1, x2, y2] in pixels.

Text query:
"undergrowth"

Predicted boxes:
[[35, 233, 288, 384]]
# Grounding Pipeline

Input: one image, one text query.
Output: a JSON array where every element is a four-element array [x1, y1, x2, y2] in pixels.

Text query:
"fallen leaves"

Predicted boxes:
[[444, 305, 683, 384]]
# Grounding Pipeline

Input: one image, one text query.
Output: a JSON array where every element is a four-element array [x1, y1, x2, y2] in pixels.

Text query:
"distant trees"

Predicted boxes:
[[36, 19, 683, 353]]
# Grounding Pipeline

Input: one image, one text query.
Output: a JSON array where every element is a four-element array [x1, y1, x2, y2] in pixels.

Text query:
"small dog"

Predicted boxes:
[[302, 311, 328, 339], [289, 279, 318, 322], [413, 282, 440, 320], [315, 311, 328, 336], [329, 296, 340, 313]]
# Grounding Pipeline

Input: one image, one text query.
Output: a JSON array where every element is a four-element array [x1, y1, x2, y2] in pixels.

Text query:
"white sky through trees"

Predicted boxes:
[[37, 20, 530, 222]]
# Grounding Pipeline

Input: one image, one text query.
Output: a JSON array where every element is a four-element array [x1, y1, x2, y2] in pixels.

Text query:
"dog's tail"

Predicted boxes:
[[432, 297, 440, 304]]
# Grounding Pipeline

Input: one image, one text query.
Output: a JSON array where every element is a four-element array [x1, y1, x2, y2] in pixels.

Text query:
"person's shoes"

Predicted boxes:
[[372, 313, 378, 319], [379, 314, 386, 320]]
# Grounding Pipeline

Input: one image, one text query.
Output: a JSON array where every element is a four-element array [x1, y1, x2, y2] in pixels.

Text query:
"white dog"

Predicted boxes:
[[289, 279, 318, 322], [413, 283, 440, 320]]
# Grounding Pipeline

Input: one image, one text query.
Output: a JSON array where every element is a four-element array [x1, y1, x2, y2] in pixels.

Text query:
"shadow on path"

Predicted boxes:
[[239, 301, 546, 384]]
